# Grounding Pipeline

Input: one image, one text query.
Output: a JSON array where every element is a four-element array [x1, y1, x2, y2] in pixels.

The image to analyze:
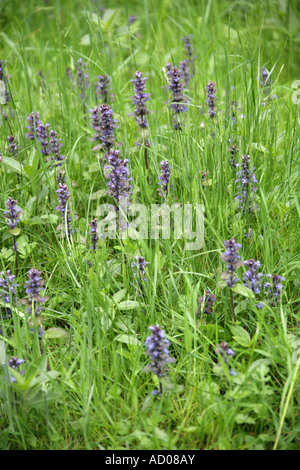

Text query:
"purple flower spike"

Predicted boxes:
[[205, 81, 218, 119], [56, 183, 73, 237], [96, 75, 114, 103], [25, 112, 42, 141], [36, 121, 51, 156], [76, 58, 89, 99], [3, 197, 22, 230], [235, 155, 258, 213], [264, 274, 285, 306], [221, 238, 243, 288], [89, 218, 99, 252], [89, 104, 118, 155], [144, 324, 175, 395], [166, 65, 188, 130], [158, 160, 171, 197], [24, 268, 47, 316], [180, 59, 190, 88], [243, 259, 265, 308], [129, 71, 151, 129], [48, 129, 65, 166], [131, 256, 149, 297], [181, 35, 195, 77], [215, 341, 237, 376], [0, 270, 18, 305], [197, 289, 216, 316], [227, 142, 239, 168], [7, 135, 20, 157], [105, 149, 133, 204]]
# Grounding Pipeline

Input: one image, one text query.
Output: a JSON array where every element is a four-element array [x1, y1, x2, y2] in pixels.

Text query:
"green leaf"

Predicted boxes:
[[0, 247, 14, 260], [235, 413, 256, 425], [229, 325, 251, 347], [117, 300, 142, 310], [114, 334, 141, 346], [232, 283, 255, 299], [9, 228, 21, 236], [112, 288, 127, 304], [44, 327, 68, 339], [26, 390, 62, 409], [22, 196, 37, 221], [1, 156, 25, 176], [80, 33, 90, 45], [91, 189, 107, 200]]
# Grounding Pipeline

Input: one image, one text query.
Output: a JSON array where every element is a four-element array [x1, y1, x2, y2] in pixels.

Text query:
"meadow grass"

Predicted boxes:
[[0, 0, 299, 450]]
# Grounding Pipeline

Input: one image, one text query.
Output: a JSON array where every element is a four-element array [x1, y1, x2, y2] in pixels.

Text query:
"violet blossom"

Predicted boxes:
[[76, 58, 89, 99], [129, 71, 151, 130], [0, 270, 17, 324], [144, 324, 175, 395], [235, 154, 258, 213], [48, 129, 65, 166], [55, 183, 73, 238], [158, 160, 171, 197], [3, 197, 22, 231], [25, 112, 42, 141], [23, 268, 47, 321], [264, 274, 285, 306], [243, 259, 264, 308], [89, 104, 118, 155], [197, 289, 216, 316], [96, 75, 114, 103], [7, 135, 19, 157], [205, 81, 218, 119], [215, 341, 237, 376], [89, 218, 99, 252], [8, 356, 25, 383], [131, 256, 149, 297], [166, 65, 188, 130], [181, 35, 195, 77], [105, 149, 133, 204]]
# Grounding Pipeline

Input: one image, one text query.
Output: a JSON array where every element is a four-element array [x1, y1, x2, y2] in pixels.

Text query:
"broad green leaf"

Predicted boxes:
[[230, 325, 251, 347], [232, 283, 255, 299], [235, 413, 256, 425], [112, 288, 127, 304], [80, 34, 91, 46], [44, 327, 68, 339], [117, 300, 142, 310], [114, 334, 141, 346], [26, 390, 62, 409], [9, 228, 21, 236], [1, 156, 25, 176]]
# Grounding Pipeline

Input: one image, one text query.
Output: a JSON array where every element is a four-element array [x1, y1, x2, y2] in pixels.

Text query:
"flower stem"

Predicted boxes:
[[230, 288, 236, 322]]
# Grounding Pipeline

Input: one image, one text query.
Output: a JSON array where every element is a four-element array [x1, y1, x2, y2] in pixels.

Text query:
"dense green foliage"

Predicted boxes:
[[0, 0, 299, 450]]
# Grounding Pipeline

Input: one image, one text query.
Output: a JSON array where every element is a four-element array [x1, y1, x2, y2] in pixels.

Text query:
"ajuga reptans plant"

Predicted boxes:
[[220, 238, 243, 322], [144, 324, 175, 395]]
